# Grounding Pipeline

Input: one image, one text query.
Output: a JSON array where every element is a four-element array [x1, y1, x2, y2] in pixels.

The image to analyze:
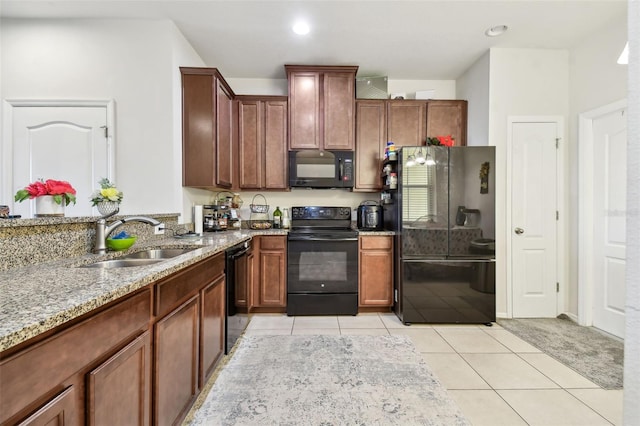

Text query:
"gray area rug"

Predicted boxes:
[[498, 316, 624, 389], [188, 335, 470, 426]]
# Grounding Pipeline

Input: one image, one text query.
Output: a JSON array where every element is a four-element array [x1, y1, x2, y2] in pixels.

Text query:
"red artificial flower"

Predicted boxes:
[[45, 179, 77, 196], [15, 179, 77, 206], [437, 135, 455, 147]]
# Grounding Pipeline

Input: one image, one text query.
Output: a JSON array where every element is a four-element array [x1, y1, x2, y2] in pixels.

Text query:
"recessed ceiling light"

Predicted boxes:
[[292, 21, 310, 35], [485, 25, 508, 37]]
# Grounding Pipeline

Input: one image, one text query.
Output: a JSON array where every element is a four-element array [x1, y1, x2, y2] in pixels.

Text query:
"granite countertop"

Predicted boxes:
[[0, 229, 286, 352]]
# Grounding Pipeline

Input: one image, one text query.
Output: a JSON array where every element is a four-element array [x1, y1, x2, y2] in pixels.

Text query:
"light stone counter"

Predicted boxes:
[[0, 229, 284, 352]]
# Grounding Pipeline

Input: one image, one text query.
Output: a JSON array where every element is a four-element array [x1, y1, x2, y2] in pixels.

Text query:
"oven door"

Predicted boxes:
[[287, 237, 358, 293]]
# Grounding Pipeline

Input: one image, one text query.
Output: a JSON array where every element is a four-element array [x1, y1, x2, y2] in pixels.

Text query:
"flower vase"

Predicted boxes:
[[97, 201, 120, 217], [35, 195, 65, 217]]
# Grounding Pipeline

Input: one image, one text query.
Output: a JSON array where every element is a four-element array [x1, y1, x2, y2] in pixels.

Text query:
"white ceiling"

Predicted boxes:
[[1, 0, 628, 80]]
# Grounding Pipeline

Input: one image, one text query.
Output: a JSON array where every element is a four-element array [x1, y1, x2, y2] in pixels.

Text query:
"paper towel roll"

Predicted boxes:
[[194, 205, 203, 235]]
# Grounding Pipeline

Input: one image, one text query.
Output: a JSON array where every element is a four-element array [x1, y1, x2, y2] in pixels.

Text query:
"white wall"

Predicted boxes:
[[226, 78, 457, 99], [568, 17, 628, 316], [457, 51, 490, 146], [1, 18, 191, 218], [624, 0, 639, 420], [488, 48, 570, 318]]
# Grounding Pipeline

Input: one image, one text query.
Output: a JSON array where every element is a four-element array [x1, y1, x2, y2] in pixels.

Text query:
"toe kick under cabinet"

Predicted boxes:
[[0, 252, 226, 426]]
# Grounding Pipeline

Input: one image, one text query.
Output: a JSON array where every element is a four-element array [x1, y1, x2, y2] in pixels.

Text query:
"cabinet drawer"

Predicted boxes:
[[154, 253, 224, 318], [0, 290, 150, 424], [360, 236, 392, 250], [259, 236, 286, 250]]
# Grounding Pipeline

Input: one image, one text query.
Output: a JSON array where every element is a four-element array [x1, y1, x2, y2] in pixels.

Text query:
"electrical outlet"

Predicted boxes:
[[154, 223, 165, 235]]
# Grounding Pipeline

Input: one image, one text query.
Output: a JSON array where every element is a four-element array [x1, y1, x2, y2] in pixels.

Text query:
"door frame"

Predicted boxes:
[[506, 116, 567, 319], [1, 99, 116, 211], [577, 98, 627, 328]]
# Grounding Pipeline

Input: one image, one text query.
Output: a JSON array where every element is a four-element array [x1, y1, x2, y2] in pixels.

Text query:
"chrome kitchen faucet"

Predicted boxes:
[[94, 212, 161, 254]]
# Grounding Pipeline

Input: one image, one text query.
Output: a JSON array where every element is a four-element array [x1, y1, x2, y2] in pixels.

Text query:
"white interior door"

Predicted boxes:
[[11, 105, 110, 218], [592, 108, 626, 338], [511, 121, 558, 318]]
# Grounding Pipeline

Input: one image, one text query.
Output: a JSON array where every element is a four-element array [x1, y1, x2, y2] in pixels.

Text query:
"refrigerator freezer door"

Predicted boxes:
[[395, 259, 496, 325]]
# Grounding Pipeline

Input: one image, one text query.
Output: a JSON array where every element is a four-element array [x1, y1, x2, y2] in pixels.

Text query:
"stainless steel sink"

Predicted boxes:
[[80, 247, 198, 268], [80, 258, 165, 269], [120, 248, 197, 260]]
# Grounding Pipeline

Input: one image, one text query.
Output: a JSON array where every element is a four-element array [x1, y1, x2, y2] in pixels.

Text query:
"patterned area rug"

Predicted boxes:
[[188, 335, 470, 426], [498, 316, 624, 389]]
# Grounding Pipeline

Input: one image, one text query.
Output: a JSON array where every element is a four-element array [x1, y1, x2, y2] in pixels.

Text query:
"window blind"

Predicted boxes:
[[402, 163, 437, 221]]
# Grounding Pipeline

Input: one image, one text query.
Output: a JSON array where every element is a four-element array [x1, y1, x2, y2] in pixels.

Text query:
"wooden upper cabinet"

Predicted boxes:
[[287, 70, 320, 149], [180, 67, 235, 189], [323, 72, 356, 150], [237, 96, 288, 190], [426, 100, 468, 146], [216, 79, 234, 187], [386, 100, 427, 148], [355, 100, 386, 191], [286, 65, 358, 151]]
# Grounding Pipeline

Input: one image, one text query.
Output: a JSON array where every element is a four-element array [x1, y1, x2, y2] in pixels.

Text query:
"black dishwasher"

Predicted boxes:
[[225, 240, 251, 354]]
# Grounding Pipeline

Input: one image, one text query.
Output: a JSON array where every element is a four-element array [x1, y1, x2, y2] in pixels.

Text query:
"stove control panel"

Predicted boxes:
[[291, 206, 352, 220]]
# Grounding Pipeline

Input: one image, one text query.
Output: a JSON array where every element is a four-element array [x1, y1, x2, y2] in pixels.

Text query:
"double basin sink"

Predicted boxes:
[[81, 248, 199, 269]]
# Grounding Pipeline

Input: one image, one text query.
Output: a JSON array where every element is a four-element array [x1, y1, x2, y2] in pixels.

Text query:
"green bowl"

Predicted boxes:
[[106, 236, 137, 251]]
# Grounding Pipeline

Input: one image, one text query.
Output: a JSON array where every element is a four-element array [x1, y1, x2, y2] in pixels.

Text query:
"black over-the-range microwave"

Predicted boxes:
[[288, 150, 354, 188]]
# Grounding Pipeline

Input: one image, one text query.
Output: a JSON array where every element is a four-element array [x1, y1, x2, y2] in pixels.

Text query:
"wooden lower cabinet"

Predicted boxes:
[[154, 296, 199, 426], [152, 253, 225, 426], [234, 244, 254, 312], [17, 386, 78, 426], [200, 274, 225, 383], [87, 331, 151, 426], [252, 235, 287, 311], [359, 236, 394, 309]]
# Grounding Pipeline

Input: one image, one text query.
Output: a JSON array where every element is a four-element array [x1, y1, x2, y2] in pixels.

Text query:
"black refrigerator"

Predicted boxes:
[[383, 146, 496, 325]]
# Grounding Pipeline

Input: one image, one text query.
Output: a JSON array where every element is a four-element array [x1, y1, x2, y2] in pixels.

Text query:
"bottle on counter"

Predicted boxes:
[[273, 206, 282, 229], [282, 208, 290, 229]]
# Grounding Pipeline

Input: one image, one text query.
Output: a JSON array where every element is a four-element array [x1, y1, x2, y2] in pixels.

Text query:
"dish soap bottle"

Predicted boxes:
[[273, 206, 282, 229]]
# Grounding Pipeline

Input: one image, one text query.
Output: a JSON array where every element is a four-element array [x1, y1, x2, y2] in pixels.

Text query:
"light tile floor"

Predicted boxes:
[[244, 313, 624, 425]]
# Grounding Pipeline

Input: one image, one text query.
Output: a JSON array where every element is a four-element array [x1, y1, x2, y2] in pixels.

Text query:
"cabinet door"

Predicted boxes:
[[234, 247, 253, 308], [255, 236, 286, 308], [87, 332, 151, 426], [359, 236, 393, 307], [288, 71, 321, 149], [426, 100, 467, 146], [323, 72, 355, 150], [200, 275, 225, 384], [216, 78, 234, 188], [238, 100, 262, 189], [263, 100, 288, 189], [17, 387, 78, 426], [355, 100, 386, 190], [154, 296, 199, 426], [181, 72, 215, 187], [387, 100, 427, 147]]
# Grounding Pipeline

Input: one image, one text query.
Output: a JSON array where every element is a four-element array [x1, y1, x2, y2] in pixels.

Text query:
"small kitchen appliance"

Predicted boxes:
[[357, 201, 383, 230]]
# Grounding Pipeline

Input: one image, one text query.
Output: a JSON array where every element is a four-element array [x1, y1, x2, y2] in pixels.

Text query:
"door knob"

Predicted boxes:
[[514, 227, 524, 235]]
